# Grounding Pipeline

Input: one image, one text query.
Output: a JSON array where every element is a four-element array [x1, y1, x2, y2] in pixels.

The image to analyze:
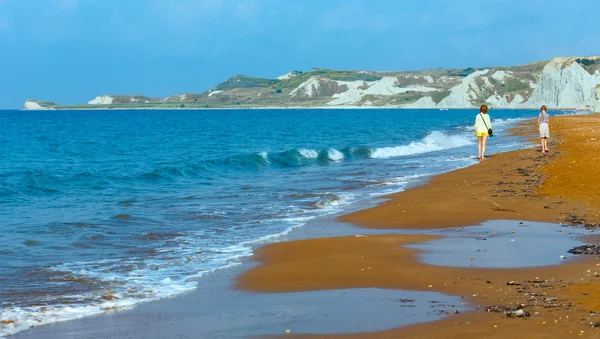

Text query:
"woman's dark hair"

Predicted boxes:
[[541, 105, 547, 112], [480, 104, 489, 114]]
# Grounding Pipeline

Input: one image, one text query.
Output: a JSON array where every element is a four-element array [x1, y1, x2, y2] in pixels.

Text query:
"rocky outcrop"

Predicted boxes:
[[23, 100, 55, 110], [327, 77, 437, 106], [88, 96, 114, 105], [523, 57, 600, 110], [290, 77, 349, 99], [437, 70, 490, 108]]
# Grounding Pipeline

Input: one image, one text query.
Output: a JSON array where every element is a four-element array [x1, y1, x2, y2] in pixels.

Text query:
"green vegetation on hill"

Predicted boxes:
[[575, 57, 600, 75], [214, 75, 280, 91], [502, 77, 530, 93], [32, 100, 58, 107], [447, 67, 480, 77], [430, 90, 451, 104], [213, 70, 382, 92]]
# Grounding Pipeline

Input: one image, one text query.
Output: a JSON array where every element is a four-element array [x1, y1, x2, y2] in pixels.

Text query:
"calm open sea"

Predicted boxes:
[[0, 108, 545, 336]]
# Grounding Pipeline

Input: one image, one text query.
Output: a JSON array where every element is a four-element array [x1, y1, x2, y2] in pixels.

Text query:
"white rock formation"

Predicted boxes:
[[524, 57, 600, 110], [277, 72, 297, 80], [23, 101, 52, 110], [486, 94, 525, 108], [491, 70, 511, 83], [208, 91, 223, 97], [88, 96, 114, 105], [437, 70, 490, 108], [326, 77, 437, 106], [326, 80, 368, 105], [290, 77, 322, 97]]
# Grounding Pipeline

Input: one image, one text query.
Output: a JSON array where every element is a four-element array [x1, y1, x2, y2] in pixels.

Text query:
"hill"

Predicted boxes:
[[25, 56, 600, 111]]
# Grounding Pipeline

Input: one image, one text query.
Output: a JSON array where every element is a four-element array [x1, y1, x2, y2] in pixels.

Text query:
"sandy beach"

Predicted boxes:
[[8, 113, 600, 339], [236, 113, 600, 338]]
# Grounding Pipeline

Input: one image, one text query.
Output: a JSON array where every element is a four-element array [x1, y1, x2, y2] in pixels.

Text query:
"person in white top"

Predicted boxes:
[[538, 105, 550, 153], [474, 104, 492, 160]]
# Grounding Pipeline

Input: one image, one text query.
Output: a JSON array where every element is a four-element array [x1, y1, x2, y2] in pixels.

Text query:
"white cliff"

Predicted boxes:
[[437, 70, 490, 108], [524, 57, 600, 110], [23, 100, 54, 110], [88, 96, 114, 105], [290, 77, 322, 97]]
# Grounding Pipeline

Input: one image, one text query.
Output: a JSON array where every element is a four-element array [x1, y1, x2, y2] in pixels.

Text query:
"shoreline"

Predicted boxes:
[[6, 113, 600, 338], [235, 113, 600, 338]]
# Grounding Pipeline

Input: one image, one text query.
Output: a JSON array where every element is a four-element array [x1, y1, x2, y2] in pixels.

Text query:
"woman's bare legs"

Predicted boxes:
[[541, 138, 549, 153], [477, 136, 482, 159], [481, 135, 488, 159]]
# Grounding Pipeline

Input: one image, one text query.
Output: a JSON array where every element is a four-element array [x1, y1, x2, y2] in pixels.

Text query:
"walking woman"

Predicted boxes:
[[538, 105, 550, 153], [474, 104, 492, 160]]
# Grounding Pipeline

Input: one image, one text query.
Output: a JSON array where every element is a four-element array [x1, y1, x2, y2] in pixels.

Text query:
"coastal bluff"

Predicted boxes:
[[25, 56, 600, 110]]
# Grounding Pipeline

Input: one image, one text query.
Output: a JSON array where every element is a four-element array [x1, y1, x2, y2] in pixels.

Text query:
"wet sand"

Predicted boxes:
[[237, 114, 600, 338]]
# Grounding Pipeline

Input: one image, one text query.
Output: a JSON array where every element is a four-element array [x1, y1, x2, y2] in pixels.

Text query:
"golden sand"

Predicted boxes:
[[237, 114, 600, 338]]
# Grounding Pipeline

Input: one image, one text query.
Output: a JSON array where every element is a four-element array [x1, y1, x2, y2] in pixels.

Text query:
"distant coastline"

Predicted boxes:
[[17, 106, 581, 111], [24, 56, 600, 112]]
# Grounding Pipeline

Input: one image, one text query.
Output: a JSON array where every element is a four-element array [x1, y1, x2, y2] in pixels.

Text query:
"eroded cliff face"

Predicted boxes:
[[281, 56, 600, 109], [523, 57, 600, 110], [23, 100, 56, 110]]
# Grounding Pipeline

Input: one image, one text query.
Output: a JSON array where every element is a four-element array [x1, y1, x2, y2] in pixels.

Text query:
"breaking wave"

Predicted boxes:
[[370, 131, 473, 159]]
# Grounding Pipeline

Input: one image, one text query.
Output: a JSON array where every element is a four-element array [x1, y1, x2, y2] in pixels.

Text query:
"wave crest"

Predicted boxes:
[[370, 131, 472, 159]]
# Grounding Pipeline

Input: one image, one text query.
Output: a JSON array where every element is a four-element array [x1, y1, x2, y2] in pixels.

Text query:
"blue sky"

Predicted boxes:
[[1, 0, 599, 108]]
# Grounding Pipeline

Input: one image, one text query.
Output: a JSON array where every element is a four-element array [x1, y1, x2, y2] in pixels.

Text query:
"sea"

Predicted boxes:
[[0, 108, 561, 336]]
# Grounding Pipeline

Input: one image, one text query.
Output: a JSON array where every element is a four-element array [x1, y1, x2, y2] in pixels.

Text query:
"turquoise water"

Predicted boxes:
[[0, 108, 538, 335]]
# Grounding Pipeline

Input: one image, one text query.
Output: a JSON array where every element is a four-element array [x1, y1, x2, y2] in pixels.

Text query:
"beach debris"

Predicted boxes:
[[485, 305, 531, 318], [568, 245, 600, 255], [355, 235, 368, 238], [565, 214, 585, 225], [560, 255, 567, 259], [590, 321, 600, 328], [507, 281, 521, 286]]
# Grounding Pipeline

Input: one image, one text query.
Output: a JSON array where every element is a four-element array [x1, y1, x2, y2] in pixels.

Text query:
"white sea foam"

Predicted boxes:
[[327, 149, 345, 162], [298, 149, 319, 159], [370, 131, 473, 159], [257, 151, 271, 164]]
